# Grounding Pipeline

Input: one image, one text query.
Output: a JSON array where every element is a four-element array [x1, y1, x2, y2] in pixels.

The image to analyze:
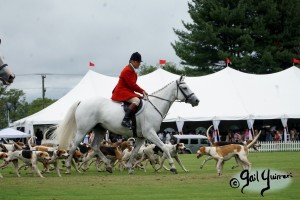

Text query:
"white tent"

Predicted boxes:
[[12, 69, 178, 134], [164, 66, 300, 121], [12, 66, 300, 141], [0, 128, 30, 139]]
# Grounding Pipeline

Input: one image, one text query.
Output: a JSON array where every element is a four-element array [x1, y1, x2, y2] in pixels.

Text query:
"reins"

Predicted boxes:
[[145, 94, 172, 119], [144, 80, 194, 119]]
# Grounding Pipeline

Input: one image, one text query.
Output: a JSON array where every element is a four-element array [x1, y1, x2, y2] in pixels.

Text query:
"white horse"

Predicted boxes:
[[0, 39, 15, 85], [53, 76, 199, 174]]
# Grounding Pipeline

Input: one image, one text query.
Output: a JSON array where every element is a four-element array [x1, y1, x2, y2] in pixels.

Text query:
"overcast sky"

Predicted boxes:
[[0, 0, 192, 102]]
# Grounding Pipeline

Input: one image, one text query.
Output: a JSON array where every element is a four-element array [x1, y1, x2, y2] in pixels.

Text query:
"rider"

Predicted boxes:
[[111, 52, 148, 128]]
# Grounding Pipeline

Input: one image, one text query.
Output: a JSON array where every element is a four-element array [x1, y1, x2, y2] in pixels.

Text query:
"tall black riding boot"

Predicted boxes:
[[121, 103, 138, 128]]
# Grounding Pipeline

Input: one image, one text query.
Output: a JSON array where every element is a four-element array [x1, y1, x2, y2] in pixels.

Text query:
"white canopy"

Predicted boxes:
[[0, 128, 30, 138], [12, 66, 300, 135], [164, 66, 300, 121]]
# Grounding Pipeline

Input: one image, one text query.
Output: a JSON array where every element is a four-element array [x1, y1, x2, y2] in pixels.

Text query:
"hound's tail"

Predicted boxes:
[[206, 125, 213, 146], [247, 130, 262, 149], [28, 136, 36, 150], [51, 101, 81, 149]]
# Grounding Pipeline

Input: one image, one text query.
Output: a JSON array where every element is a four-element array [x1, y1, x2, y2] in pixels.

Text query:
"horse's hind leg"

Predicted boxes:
[[65, 131, 86, 174], [91, 126, 113, 173]]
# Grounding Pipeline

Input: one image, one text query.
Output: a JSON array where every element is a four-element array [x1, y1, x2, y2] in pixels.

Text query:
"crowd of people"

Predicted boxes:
[[155, 127, 300, 144], [216, 127, 299, 142], [32, 125, 300, 146]]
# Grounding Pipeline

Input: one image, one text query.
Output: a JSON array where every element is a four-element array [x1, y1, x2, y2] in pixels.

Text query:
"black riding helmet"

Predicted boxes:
[[130, 52, 142, 62]]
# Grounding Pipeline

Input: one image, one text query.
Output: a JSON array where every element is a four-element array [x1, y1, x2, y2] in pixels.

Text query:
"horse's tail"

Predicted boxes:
[[52, 101, 81, 149]]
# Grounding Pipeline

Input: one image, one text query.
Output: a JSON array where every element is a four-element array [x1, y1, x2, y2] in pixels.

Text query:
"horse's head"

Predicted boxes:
[[0, 40, 15, 85], [0, 63, 15, 85], [176, 76, 199, 107]]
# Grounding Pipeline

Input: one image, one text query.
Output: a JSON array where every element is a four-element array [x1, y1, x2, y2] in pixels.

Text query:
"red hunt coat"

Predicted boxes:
[[111, 64, 145, 101]]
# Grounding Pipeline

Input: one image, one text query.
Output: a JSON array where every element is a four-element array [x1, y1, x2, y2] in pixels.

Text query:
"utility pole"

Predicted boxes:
[[42, 74, 46, 108], [6, 102, 13, 127]]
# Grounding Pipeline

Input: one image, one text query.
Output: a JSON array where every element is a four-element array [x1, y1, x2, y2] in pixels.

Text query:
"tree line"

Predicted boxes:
[[0, 87, 56, 128]]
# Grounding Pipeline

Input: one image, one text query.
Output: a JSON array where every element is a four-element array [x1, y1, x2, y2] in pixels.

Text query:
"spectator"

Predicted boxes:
[[244, 129, 250, 140], [35, 128, 43, 145], [158, 131, 164, 141], [265, 130, 273, 141], [290, 128, 297, 141], [254, 129, 259, 137], [165, 132, 171, 144], [226, 130, 233, 142], [274, 130, 281, 142], [89, 131, 95, 144], [83, 135, 89, 143], [234, 131, 242, 142]]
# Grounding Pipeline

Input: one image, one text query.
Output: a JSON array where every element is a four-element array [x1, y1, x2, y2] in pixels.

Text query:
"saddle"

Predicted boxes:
[[122, 100, 143, 113]]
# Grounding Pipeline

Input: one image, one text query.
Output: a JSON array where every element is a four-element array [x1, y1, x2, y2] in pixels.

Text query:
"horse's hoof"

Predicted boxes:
[[106, 167, 113, 173], [128, 169, 134, 174], [170, 168, 178, 174]]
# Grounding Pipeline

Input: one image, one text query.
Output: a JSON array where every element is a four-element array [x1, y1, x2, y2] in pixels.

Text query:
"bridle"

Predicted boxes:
[[145, 80, 195, 118], [0, 64, 10, 96], [176, 80, 195, 103], [0, 63, 8, 71]]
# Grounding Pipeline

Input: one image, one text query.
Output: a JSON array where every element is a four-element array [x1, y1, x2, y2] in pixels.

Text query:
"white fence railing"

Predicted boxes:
[[249, 141, 300, 152]]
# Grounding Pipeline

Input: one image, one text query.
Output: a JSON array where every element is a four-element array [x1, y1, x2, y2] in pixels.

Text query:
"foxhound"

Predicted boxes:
[[200, 125, 261, 169], [0, 152, 8, 178], [197, 129, 261, 176], [4, 150, 51, 178], [142, 143, 188, 173]]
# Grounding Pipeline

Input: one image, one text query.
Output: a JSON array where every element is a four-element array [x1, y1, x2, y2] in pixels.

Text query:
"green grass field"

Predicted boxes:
[[0, 152, 299, 200]]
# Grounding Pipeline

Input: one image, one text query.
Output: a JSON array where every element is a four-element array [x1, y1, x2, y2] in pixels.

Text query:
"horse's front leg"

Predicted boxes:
[[126, 137, 145, 174], [160, 147, 177, 174], [146, 130, 177, 174]]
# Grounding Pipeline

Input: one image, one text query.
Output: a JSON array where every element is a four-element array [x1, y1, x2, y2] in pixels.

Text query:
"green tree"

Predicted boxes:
[[172, 0, 300, 74], [0, 87, 57, 128], [139, 63, 187, 76], [139, 62, 205, 77], [0, 89, 27, 128], [161, 62, 184, 75], [27, 98, 56, 116], [139, 64, 157, 76]]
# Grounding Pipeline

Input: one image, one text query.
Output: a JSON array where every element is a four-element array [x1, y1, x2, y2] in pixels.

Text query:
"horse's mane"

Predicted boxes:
[[151, 81, 175, 95]]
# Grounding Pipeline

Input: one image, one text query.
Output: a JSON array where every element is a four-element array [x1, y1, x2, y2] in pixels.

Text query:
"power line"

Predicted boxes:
[[12, 73, 82, 107], [15, 73, 84, 76], [15, 87, 72, 90]]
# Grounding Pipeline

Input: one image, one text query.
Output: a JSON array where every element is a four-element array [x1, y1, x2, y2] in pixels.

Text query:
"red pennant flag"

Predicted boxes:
[[226, 58, 231, 64], [89, 62, 95, 67], [293, 58, 300, 64], [159, 59, 166, 65]]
